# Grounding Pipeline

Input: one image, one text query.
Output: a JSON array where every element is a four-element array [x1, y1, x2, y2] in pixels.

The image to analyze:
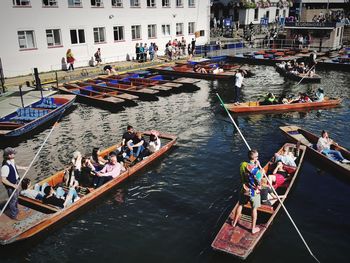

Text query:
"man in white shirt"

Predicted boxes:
[[317, 131, 350, 164], [234, 69, 244, 104]]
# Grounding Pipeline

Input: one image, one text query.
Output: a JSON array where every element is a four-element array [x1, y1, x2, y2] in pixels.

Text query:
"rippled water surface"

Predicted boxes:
[[1, 66, 349, 263]]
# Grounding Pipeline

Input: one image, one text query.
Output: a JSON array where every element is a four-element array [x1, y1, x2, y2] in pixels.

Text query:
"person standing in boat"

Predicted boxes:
[[232, 149, 262, 234], [308, 51, 317, 76], [317, 131, 350, 164], [233, 69, 244, 104], [1, 147, 28, 220]]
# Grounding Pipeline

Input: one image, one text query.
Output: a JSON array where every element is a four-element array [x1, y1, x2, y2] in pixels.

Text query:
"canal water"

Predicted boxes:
[[0, 66, 349, 263]]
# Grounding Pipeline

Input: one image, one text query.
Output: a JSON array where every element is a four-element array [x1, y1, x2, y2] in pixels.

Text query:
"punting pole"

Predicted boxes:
[[216, 93, 321, 263], [0, 110, 66, 217], [295, 64, 316, 87]]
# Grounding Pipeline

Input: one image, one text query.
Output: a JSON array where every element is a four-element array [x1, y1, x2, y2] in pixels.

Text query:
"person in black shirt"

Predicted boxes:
[[43, 185, 78, 209], [126, 132, 147, 159]]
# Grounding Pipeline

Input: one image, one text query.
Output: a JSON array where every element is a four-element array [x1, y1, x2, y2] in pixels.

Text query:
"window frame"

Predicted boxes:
[[93, 27, 106, 44], [188, 0, 195, 8], [131, 25, 142, 40], [13, 0, 31, 7], [176, 23, 184, 36], [113, 26, 125, 41], [68, 0, 82, 7], [188, 22, 195, 35], [176, 0, 183, 8], [17, 30, 36, 50], [91, 0, 104, 7], [46, 29, 62, 48], [42, 0, 58, 7], [162, 0, 170, 8], [70, 28, 86, 44], [161, 24, 171, 37], [147, 0, 156, 8], [112, 0, 123, 7], [148, 24, 157, 39], [130, 0, 140, 7]]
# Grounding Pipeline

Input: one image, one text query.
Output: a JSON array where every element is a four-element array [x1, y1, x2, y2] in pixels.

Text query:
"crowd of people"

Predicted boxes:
[[135, 42, 159, 62], [1, 126, 162, 217], [165, 37, 196, 61]]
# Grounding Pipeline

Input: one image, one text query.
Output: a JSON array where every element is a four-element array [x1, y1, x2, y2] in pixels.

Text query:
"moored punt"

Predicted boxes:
[[275, 63, 321, 83], [224, 98, 341, 114], [280, 125, 350, 177], [144, 74, 201, 93], [211, 143, 306, 260], [0, 132, 177, 245], [149, 65, 235, 80], [0, 94, 75, 138], [58, 84, 125, 112], [73, 82, 139, 106], [93, 78, 160, 101]]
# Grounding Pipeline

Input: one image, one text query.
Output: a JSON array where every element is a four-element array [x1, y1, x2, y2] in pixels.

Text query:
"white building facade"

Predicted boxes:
[[0, 0, 210, 77]]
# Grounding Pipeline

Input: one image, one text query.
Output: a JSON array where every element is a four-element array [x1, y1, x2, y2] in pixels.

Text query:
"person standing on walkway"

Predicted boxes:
[[234, 69, 244, 104], [94, 48, 102, 66], [1, 147, 27, 220], [66, 49, 75, 71]]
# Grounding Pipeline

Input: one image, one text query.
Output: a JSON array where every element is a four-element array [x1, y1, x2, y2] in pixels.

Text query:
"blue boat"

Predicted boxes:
[[0, 94, 76, 138]]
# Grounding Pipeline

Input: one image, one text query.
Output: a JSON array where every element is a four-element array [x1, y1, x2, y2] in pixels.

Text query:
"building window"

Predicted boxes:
[[161, 24, 170, 36], [162, 0, 170, 7], [113, 26, 124, 41], [18, 30, 36, 49], [43, 0, 58, 7], [70, 29, 85, 44], [112, 0, 122, 7], [91, 0, 103, 7], [266, 11, 270, 20], [68, 0, 82, 7], [13, 0, 31, 6], [130, 0, 139, 7], [188, 22, 195, 34], [276, 8, 279, 18], [147, 0, 156, 7], [131, 25, 141, 40], [282, 9, 286, 17], [188, 0, 195, 7], [199, 30, 205, 37], [46, 29, 62, 47], [337, 27, 340, 37], [176, 0, 183, 7], [148, 24, 157, 38], [93, 27, 106, 43], [254, 8, 258, 21], [176, 23, 184, 36]]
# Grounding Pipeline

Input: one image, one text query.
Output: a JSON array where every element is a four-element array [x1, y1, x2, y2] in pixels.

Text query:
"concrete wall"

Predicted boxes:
[[0, 0, 210, 77]]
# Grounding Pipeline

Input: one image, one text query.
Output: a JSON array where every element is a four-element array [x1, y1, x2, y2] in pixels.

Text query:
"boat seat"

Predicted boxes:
[[244, 203, 274, 214], [11, 108, 50, 121], [288, 132, 312, 147], [35, 97, 58, 109], [19, 195, 60, 213]]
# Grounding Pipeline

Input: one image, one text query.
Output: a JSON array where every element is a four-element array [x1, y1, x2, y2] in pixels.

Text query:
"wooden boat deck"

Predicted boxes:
[[212, 143, 306, 259]]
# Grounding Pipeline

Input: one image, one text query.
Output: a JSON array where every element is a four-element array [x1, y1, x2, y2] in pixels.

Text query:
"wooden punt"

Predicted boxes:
[[0, 95, 75, 138], [280, 125, 350, 177], [58, 84, 125, 112], [224, 98, 341, 114], [72, 82, 139, 106], [149, 65, 235, 80], [275, 63, 321, 83], [91, 78, 160, 101], [0, 132, 177, 245], [211, 143, 306, 259]]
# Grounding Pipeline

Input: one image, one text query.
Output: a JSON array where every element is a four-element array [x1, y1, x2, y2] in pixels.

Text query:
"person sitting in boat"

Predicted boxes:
[[193, 64, 207, 74], [268, 161, 288, 189], [296, 62, 307, 74], [121, 125, 135, 154], [261, 93, 278, 105], [43, 185, 79, 209], [71, 151, 82, 181], [300, 93, 312, 103], [211, 67, 224, 74], [260, 177, 281, 206], [125, 132, 148, 160], [316, 130, 350, 164], [277, 61, 286, 69], [90, 147, 107, 171], [20, 178, 44, 200], [138, 130, 161, 160], [95, 151, 126, 187], [274, 146, 297, 167], [232, 150, 262, 234], [314, 87, 324, 102], [79, 156, 97, 188], [285, 61, 293, 71]]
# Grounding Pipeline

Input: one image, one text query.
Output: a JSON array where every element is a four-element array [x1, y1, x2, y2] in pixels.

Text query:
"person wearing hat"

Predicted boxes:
[[315, 87, 324, 102], [1, 147, 28, 219], [95, 151, 126, 187]]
